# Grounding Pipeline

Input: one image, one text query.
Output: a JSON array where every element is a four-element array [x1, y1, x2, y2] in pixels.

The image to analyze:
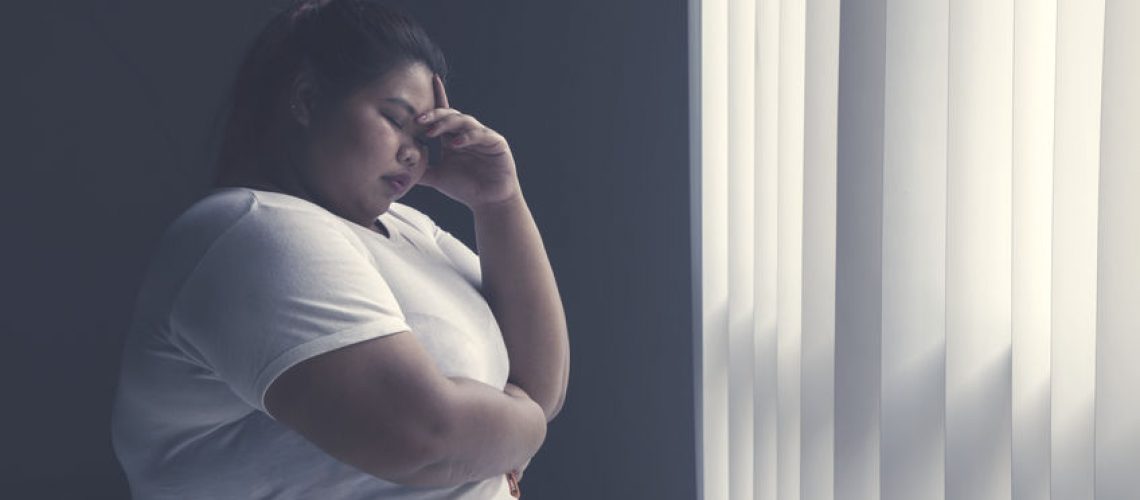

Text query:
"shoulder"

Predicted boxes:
[[168, 187, 367, 266], [177, 187, 343, 231]]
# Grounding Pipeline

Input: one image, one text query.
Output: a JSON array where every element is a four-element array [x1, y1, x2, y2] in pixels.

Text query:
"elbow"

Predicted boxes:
[[542, 361, 570, 422], [545, 395, 565, 422], [516, 370, 568, 421], [546, 372, 568, 421], [361, 414, 453, 486]]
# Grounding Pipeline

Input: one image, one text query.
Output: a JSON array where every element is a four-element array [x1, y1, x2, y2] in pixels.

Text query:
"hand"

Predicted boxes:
[[502, 383, 534, 481], [501, 382, 531, 480], [415, 74, 522, 210]]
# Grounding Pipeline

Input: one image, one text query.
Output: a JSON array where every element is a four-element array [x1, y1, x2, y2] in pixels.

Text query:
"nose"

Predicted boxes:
[[397, 142, 421, 169]]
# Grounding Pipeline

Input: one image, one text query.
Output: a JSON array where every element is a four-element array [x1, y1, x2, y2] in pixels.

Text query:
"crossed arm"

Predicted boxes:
[[472, 192, 570, 422], [264, 196, 568, 487], [265, 331, 548, 487]]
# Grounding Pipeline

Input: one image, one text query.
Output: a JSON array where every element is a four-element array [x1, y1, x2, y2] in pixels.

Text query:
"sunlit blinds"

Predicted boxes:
[[693, 0, 1140, 499]]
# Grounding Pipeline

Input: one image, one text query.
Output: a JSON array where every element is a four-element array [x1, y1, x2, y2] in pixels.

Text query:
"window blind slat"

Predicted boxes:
[[945, 1, 1015, 499], [698, 1, 730, 499], [777, 1, 806, 499], [728, 2, 758, 500], [801, 0, 841, 498], [1094, 0, 1140, 497], [756, 2, 783, 499], [1011, 2, 1057, 500], [1050, 0, 1104, 498], [880, 1, 950, 499], [834, 0, 887, 498]]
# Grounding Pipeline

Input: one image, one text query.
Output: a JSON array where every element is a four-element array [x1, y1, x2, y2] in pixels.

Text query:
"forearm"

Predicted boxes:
[[394, 377, 546, 487], [472, 193, 570, 420]]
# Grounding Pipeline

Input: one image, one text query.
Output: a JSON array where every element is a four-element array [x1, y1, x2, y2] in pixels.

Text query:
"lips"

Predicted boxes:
[[383, 173, 412, 193]]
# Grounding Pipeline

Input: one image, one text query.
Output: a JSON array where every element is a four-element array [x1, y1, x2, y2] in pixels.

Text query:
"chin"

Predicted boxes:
[[374, 199, 394, 215]]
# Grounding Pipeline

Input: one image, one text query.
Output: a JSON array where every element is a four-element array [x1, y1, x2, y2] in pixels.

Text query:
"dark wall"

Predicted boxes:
[[4, 1, 695, 498]]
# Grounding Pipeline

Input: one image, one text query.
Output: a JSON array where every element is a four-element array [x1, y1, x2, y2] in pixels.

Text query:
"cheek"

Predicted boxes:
[[346, 119, 398, 163], [325, 126, 389, 171], [308, 112, 398, 182]]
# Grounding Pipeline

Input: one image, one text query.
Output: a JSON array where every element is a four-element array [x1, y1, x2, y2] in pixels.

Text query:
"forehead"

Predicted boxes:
[[352, 63, 435, 114]]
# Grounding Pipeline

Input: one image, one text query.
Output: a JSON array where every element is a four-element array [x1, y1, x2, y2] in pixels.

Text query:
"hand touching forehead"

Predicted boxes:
[[352, 63, 436, 122]]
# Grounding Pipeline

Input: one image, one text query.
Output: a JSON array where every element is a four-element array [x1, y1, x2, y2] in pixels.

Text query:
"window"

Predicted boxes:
[[691, 0, 1139, 498]]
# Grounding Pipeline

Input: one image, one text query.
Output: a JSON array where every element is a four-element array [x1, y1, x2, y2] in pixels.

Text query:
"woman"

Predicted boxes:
[[110, 0, 569, 498]]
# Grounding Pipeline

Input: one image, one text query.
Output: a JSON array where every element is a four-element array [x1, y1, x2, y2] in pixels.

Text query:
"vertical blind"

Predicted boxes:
[[690, 0, 1139, 499]]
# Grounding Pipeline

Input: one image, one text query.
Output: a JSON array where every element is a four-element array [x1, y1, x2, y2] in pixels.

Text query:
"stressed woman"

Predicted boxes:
[[110, 1, 569, 498]]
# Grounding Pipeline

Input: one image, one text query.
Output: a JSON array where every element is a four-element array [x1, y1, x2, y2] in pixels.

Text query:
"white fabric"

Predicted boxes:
[[111, 187, 513, 499]]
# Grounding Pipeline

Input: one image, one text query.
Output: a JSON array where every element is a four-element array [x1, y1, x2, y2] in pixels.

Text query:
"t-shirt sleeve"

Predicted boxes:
[[170, 206, 411, 414]]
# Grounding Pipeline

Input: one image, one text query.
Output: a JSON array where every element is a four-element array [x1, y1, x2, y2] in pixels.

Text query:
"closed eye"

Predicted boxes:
[[383, 114, 430, 149], [382, 114, 403, 129]]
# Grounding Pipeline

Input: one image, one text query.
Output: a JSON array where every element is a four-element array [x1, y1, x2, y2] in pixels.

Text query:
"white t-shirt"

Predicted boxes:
[[111, 187, 515, 499]]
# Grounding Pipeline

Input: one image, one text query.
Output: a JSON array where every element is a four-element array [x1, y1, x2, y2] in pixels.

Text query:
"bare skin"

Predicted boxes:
[[251, 62, 568, 486], [417, 71, 570, 423]]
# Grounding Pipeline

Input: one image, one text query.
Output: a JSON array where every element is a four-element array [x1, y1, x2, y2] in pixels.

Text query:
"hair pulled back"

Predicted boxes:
[[212, 0, 447, 186]]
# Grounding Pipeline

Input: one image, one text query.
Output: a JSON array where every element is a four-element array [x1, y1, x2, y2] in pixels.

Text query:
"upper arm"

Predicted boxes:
[[264, 329, 457, 483], [171, 204, 457, 480]]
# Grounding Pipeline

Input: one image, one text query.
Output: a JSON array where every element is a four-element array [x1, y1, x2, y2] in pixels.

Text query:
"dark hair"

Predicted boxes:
[[211, 0, 447, 186]]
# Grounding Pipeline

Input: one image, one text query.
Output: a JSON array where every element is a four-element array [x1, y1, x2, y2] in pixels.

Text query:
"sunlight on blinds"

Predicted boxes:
[[692, 0, 1138, 499]]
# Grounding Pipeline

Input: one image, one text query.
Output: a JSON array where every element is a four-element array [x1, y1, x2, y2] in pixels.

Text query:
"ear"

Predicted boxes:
[[289, 67, 320, 127]]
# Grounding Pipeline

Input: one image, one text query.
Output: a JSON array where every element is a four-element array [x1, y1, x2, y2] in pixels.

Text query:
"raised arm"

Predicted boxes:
[[472, 194, 570, 421], [264, 330, 547, 487], [415, 73, 570, 422]]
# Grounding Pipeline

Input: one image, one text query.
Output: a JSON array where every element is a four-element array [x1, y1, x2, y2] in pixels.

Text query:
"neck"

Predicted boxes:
[[216, 131, 315, 203]]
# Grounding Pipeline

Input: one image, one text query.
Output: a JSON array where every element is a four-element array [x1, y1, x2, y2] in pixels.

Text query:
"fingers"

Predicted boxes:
[[420, 111, 503, 151], [433, 74, 449, 109], [417, 108, 464, 128], [415, 106, 509, 155], [423, 111, 481, 140]]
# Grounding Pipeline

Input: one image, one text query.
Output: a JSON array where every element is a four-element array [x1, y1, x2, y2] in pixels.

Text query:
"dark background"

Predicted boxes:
[[4, 1, 695, 498]]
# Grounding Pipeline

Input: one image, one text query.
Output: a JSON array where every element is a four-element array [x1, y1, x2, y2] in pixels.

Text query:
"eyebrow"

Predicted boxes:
[[383, 97, 424, 118]]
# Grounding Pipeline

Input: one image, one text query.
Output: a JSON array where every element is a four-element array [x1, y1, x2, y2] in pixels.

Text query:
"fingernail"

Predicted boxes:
[[417, 113, 430, 123]]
